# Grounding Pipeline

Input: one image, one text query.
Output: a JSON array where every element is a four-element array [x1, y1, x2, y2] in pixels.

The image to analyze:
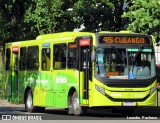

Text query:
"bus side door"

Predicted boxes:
[[5, 48, 12, 101], [77, 37, 92, 105], [11, 46, 19, 102]]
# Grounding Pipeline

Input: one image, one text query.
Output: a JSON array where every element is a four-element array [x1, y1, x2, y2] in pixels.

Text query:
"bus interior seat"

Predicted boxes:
[[136, 66, 150, 76], [54, 62, 62, 69]]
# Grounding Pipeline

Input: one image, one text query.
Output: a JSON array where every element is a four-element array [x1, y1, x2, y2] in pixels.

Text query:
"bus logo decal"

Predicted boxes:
[[129, 73, 134, 79], [56, 77, 67, 83]]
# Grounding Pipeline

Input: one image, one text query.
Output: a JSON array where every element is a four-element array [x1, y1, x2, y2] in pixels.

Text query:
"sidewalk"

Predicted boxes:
[[0, 100, 24, 107]]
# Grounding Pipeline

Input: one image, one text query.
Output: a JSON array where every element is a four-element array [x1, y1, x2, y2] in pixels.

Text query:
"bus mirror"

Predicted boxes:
[[91, 52, 95, 62]]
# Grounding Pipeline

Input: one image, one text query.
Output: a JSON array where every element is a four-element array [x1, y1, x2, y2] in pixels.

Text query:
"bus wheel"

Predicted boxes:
[[71, 91, 86, 115], [25, 89, 36, 113]]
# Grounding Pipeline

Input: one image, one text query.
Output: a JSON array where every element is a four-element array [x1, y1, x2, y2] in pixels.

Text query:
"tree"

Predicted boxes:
[[64, 0, 129, 32], [122, 0, 160, 42], [0, 0, 130, 46], [0, 0, 35, 45], [25, 0, 129, 33], [24, 0, 77, 34]]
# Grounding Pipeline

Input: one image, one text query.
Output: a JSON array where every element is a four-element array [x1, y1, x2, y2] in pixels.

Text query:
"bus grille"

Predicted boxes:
[[106, 84, 150, 88]]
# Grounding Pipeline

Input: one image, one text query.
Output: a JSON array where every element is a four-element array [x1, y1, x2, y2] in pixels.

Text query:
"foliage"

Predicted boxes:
[[24, 0, 77, 34], [122, 0, 160, 42], [0, 0, 130, 46], [2, 0, 160, 45], [0, 0, 34, 44], [25, 0, 128, 33], [0, 51, 4, 99], [0, 73, 5, 99], [73, 0, 114, 32]]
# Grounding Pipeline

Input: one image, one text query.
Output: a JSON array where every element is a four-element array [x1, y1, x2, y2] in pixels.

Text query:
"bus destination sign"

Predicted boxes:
[[99, 36, 151, 44]]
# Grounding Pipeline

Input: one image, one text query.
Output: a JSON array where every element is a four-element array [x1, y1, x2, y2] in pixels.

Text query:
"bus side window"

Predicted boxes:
[[68, 43, 77, 69], [27, 46, 39, 70], [53, 44, 66, 69], [42, 48, 50, 71], [19, 47, 27, 71], [5, 48, 11, 70]]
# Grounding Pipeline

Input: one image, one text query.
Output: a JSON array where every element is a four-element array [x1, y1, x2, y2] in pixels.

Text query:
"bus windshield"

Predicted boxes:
[[95, 47, 156, 79]]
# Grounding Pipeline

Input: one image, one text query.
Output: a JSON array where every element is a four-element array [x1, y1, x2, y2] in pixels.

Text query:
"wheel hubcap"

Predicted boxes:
[[73, 95, 80, 112], [27, 93, 32, 109]]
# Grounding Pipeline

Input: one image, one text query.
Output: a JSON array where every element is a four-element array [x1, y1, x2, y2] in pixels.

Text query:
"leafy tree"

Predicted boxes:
[[0, 0, 130, 46], [0, 0, 35, 44], [74, 0, 127, 32], [122, 0, 160, 42], [24, 0, 78, 34], [25, 0, 129, 33]]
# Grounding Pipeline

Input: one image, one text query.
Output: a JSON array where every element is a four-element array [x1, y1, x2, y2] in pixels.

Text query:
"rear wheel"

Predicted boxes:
[[68, 91, 86, 115], [25, 89, 45, 113], [25, 89, 36, 112]]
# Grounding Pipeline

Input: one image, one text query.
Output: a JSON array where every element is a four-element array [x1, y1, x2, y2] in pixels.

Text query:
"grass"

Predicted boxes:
[[0, 71, 4, 99]]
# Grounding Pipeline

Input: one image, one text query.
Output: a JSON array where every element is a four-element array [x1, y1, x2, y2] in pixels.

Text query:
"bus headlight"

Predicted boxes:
[[95, 85, 105, 95], [150, 86, 157, 95]]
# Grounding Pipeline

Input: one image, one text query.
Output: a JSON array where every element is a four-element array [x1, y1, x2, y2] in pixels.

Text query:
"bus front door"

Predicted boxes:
[[11, 52, 19, 102], [78, 38, 92, 105]]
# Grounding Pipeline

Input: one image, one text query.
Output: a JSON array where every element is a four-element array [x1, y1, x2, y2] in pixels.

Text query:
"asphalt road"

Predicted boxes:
[[0, 100, 160, 121]]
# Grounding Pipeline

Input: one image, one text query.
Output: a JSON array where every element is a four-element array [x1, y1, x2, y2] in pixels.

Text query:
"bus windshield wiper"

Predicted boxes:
[[133, 45, 143, 63], [110, 45, 124, 63]]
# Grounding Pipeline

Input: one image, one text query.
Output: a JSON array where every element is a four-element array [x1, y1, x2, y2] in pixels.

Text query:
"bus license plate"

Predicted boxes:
[[124, 102, 134, 106]]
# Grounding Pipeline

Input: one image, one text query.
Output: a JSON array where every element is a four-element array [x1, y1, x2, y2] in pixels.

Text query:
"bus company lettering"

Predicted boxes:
[[103, 37, 145, 44], [56, 77, 67, 83], [36, 80, 48, 84], [28, 78, 48, 84]]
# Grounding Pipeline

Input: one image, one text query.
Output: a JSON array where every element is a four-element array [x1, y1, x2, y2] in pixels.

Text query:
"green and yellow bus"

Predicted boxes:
[[4, 31, 157, 115]]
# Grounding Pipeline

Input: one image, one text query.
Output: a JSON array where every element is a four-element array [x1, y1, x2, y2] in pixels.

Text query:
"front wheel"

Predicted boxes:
[[70, 91, 86, 115]]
